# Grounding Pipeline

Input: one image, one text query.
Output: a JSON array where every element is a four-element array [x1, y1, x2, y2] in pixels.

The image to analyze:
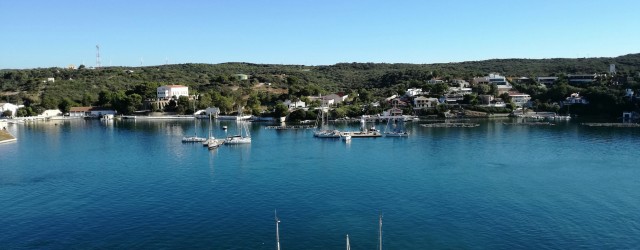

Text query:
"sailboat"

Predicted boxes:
[[203, 113, 224, 149], [384, 118, 409, 137], [224, 106, 251, 144], [313, 106, 341, 138], [182, 100, 206, 142]]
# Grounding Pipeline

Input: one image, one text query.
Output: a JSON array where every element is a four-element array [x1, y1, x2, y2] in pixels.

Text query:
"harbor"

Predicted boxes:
[[1, 119, 640, 249]]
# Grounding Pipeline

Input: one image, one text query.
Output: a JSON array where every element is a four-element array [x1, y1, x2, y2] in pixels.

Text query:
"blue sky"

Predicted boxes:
[[1, 0, 639, 69]]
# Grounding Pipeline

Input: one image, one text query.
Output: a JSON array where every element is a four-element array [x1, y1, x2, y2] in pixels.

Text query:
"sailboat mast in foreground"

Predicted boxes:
[[275, 210, 281, 250]]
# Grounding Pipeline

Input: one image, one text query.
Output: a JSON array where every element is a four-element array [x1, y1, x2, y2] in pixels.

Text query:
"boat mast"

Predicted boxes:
[[346, 234, 351, 250], [378, 213, 383, 250], [275, 210, 281, 250]]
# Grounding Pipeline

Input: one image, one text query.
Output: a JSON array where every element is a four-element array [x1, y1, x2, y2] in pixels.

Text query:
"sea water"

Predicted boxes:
[[1, 119, 639, 249]]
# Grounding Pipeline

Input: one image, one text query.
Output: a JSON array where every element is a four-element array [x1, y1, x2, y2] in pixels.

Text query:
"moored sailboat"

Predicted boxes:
[[182, 100, 206, 142], [225, 106, 251, 144], [384, 118, 409, 137], [203, 114, 225, 149], [313, 106, 341, 138]]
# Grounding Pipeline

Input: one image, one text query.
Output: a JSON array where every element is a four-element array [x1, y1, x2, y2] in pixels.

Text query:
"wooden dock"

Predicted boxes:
[[421, 123, 479, 128], [581, 123, 640, 127], [265, 125, 316, 130]]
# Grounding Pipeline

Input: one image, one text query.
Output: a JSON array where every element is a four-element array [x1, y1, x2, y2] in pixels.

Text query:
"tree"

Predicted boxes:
[[288, 109, 307, 122], [58, 98, 75, 113], [97, 91, 113, 107], [81, 93, 95, 106], [273, 103, 289, 118], [197, 93, 212, 109]]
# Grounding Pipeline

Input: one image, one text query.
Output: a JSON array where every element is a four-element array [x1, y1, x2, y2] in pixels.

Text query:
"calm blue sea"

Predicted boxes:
[[1, 119, 639, 249]]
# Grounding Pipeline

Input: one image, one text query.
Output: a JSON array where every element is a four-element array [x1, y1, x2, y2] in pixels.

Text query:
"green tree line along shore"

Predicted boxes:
[[2, 53, 640, 120]]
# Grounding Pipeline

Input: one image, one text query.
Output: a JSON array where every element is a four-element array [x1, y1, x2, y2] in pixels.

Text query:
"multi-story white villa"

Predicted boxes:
[[413, 96, 439, 109], [157, 85, 189, 100], [508, 91, 532, 107], [473, 73, 512, 93]]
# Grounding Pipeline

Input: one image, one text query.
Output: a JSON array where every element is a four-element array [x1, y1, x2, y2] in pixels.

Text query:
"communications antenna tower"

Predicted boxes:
[[96, 44, 101, 69]]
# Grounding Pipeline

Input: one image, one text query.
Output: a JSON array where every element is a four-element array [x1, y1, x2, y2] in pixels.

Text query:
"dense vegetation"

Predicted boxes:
[[2, 53, 640, 119]]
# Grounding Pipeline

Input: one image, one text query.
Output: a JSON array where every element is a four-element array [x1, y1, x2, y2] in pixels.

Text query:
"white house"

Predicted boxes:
[[473, 73, 512, 93], [508, 91, 532, 107], [478, 95, 506, 107], [322, 93, 348, 106], [283, 99, 306, 109], [452, 79, 470, 88], [0, 103, 19, 117], [448, 87, 473, 95], [68, 107, 116, 117], [405, 88, 423, 97], [413, 96, 439, 109], [157, 85, 189, 100], [427, 79, 444, 84], [42, 109, 62, 117], [563, 93, 589, 105], [90, 108, 117, 117]]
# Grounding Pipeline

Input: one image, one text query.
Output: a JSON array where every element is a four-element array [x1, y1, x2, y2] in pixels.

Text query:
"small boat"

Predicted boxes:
[[341, 134, 351, 142], [222, 125, 228, 130], [225, 106, 251, 145], [203, 114, 223, 148], [207, 139, 225, 149]]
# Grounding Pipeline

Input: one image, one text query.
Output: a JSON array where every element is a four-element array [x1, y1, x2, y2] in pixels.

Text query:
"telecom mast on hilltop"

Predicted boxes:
[[96, 44, 101, 69]]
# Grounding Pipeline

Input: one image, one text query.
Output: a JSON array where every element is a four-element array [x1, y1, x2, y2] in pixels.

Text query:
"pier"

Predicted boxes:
[[503, 122, 555, 126], [421, 123, 480, 128], [581, 123, 640, 127], [265, 125, 316, 130]]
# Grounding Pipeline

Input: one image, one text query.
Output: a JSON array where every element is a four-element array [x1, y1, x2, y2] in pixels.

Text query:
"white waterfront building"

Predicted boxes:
[[283, 99, 306, 109], [157, 85, 189, 100]]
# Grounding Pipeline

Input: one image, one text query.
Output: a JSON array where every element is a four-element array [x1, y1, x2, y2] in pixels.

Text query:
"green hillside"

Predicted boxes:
[[1, 53, 640, 118]]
